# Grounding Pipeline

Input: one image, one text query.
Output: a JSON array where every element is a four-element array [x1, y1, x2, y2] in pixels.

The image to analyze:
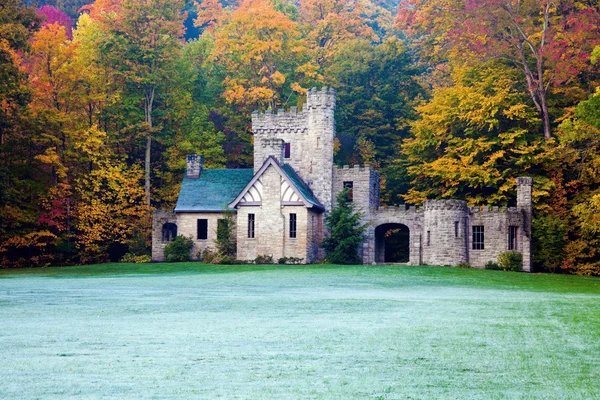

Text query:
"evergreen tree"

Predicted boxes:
[[322, 189, 367, 264]]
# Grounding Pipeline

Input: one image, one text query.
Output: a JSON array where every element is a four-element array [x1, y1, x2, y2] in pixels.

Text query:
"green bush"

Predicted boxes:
[[278, 257, 304, 264], [484, 261, 501, 270], [456, 262, 471, 269], [498, 251, 523, 272], [121, 253, 152, 264], [197, 247, 218, 263], [254, 254, 273, 264], [163, 235, 194, 262]]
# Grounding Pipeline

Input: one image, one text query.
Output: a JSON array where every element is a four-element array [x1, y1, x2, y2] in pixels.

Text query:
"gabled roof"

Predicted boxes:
[[174, 169, 254, 213], [229, 156, 324, 212]]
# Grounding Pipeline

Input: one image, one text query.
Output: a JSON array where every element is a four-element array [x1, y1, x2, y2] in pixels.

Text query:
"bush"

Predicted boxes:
[[498, 251, 523, 272], [278, 256, 304, 264], [456, 262, 471, 269], [254, 254, 273, 264], [484, 261, 501, 270], [197, 247, 218, 263], [163, 235, 194, 262], [121, 253, 152, 264]]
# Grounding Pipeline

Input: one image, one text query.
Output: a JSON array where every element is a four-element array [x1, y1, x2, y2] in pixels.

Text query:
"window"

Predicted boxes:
[[248, 214, 255, 238], [289, 213, 297, 238], [508, 226, 518, 250], [284, 142, 291, 159], [454, 221, 459, 238], [427, 231, 431, 246], [197, 219, 208, 240], [162, 223, 177, 242], [343, 181, 354, 202], [472, 226, 485, 250]]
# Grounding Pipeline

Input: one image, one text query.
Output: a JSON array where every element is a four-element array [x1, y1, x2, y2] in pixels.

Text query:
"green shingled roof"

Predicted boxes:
[[174, 169, 254, 212], [281, 164, 324, 210]]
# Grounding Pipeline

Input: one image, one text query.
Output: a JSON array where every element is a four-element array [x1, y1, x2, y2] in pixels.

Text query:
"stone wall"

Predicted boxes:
[[368, 206, 423, 265], [176, 212, 228, 260], [152, 210, 177, 261]]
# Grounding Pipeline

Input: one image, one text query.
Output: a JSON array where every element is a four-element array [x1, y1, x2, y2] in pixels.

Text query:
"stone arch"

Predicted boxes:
[[375, 223, 410, 263], [162, 223, 177, 242], [366, 209, 423, 265]]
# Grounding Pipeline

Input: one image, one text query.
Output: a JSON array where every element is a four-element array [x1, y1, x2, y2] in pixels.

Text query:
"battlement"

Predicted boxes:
[[306, 86, 336, 110], [517, 177, 533, 186], [469, 206, 519, 213], [422, 199, 468, 211], [376, 204, 420, 213]]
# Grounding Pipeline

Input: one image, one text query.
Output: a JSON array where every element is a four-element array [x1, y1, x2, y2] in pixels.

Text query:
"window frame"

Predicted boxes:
[[289, 213, 297, 239], [508, 226, 518, 250], [284, 142, 291, 159], [248, 213, 255, 239], [343, 181, 354, 202], [472, 225, 485, 250], [197, 219, 208, 240]]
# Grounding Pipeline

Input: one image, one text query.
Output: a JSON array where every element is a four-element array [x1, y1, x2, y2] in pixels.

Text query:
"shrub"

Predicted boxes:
[[163, 235, 194, 262], [498, 251, 523, 272], [278, 256, 304, 264], [214, 210, 236, 257], [254, 254, 273, 264], [197, 247, 218, 263], [484, 261, 501, 270], [121, 253, 152, 263], [456, 262, 471, 269], [321, 188, 367, 264]]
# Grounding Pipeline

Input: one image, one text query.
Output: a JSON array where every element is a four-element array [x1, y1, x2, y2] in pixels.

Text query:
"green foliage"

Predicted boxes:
[[163, 235, 194, 262], [278, 257, 304, 264], [121, 253, 152, 263], [322, 189, 367, 264], [456, 262, 471, 269], [484, 261, 501, 271], [254, 254, 274, 264], [498, 251, 523, 272], [214, 210, 236, 257], [533, 214, 567, 273]]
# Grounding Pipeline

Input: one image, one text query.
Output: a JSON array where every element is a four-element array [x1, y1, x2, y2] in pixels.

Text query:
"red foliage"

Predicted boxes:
[[37, 5, 73, 39]]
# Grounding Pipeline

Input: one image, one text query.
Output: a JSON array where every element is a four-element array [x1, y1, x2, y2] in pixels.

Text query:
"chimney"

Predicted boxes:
[[186, 154, 204, 178]]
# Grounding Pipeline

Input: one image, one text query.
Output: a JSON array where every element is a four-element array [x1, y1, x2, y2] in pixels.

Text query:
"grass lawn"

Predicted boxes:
[[1, 264, 599, 399]]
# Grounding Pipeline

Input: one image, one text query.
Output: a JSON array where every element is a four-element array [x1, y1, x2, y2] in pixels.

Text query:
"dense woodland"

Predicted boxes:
[[1, 0, 599, 273]]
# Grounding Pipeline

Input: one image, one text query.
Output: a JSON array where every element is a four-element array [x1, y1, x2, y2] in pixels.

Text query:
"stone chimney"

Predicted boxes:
[[186, 154, 204, 178]]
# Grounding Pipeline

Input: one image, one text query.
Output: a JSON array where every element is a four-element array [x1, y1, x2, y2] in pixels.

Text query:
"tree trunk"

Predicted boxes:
[[144, 87, 155, 208]]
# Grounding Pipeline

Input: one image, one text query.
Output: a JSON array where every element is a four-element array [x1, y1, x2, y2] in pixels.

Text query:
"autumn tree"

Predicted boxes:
[[401, 62, 550, 205], [397, 0, 600, 139], [98, 0, 187, 207]]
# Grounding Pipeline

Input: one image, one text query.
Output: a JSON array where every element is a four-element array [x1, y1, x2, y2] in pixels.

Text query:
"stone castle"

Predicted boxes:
[[153, 88, 533, 271]]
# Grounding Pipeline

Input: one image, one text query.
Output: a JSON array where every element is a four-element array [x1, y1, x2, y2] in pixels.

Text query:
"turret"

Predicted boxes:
[[422, 200, 469, 266]]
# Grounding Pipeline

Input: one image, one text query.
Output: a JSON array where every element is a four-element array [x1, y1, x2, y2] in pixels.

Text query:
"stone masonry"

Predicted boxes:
[[153, 88, 534, 271]]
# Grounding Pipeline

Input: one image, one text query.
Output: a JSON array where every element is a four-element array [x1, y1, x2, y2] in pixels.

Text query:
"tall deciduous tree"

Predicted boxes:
[[99, 0, 187, 207], [397, 0, 600, 139]]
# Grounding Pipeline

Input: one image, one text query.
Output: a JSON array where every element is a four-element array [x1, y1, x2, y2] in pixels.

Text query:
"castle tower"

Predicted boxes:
[[305, 87, 336, 211], [251, 87, 336, 212], [517, 177, 533, 272], [422, 200, 469, 266]]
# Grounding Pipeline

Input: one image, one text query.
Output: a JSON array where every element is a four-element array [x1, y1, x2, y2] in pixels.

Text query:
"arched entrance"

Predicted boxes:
[[375, 223, 410, 263]]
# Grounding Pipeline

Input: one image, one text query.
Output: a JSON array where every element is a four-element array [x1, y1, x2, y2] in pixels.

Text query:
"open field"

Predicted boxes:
[[1, 264, 599, 399]]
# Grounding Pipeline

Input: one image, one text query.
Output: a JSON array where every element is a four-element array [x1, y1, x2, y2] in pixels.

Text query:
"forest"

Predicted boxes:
[[0, 0, 599, 274]]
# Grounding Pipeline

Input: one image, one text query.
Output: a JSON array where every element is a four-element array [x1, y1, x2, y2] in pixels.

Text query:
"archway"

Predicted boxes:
[[375, 223, 410, 263]]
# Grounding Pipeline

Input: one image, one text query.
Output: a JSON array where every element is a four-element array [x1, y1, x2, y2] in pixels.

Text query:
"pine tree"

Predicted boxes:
[[322, 189, 367, 264]]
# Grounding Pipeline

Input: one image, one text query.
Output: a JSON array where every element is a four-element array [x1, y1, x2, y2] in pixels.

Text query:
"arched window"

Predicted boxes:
[[162, 223, 177, 242]]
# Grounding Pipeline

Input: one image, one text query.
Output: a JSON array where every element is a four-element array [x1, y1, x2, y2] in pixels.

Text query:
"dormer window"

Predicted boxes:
[[284, 142, 291, 159]]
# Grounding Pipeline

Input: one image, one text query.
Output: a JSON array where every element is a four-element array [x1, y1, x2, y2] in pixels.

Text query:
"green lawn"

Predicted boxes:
[[1, 264, 599, 399]]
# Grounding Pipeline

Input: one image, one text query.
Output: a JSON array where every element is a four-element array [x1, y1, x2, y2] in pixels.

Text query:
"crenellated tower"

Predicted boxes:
[[251, 87, 336, 211]]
